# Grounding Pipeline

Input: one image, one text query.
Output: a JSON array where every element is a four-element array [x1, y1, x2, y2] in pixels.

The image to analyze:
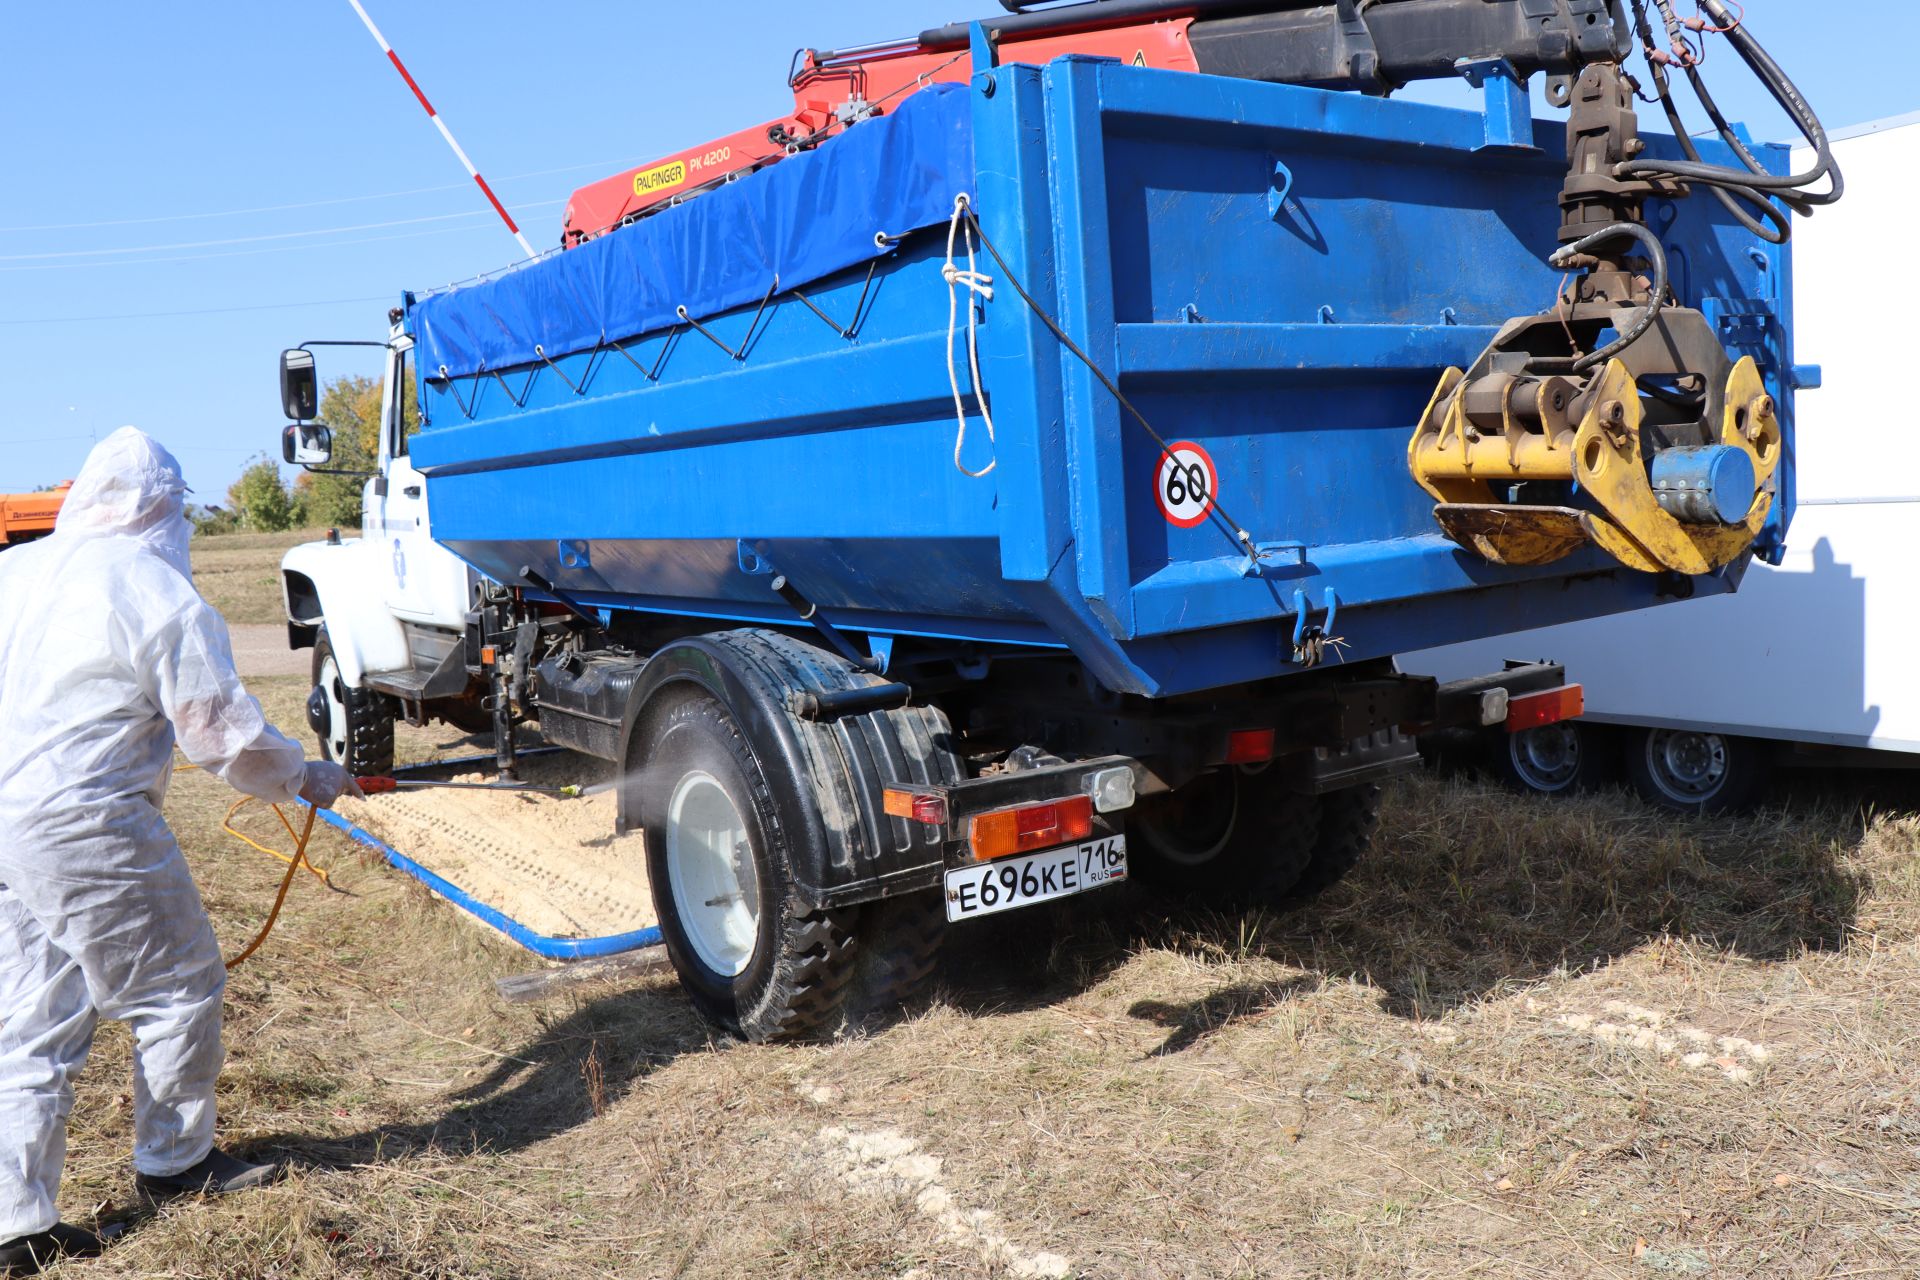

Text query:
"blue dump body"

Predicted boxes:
[[408, 58, 1796, 699]]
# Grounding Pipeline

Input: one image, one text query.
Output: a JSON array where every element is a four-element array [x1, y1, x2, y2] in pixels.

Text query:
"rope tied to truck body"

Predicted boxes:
[[944, 194, 998, 477], [954, 203, 1265, 567]]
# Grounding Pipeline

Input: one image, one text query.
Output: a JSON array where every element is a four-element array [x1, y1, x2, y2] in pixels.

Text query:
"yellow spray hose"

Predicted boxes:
[[222, 799, 323, 970], [176, 760, 332, 970]]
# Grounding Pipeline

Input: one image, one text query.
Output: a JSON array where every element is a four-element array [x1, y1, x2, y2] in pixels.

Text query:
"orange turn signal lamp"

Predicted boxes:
[[883, 788, 949, 827], [967, 795, 1093, 862], [883, 785, 1099, 862], [1507, 684, 1585, 732]]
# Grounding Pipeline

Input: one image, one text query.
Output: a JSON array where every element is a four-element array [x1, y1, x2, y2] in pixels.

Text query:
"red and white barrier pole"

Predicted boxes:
[[344, 0, 537, 259]]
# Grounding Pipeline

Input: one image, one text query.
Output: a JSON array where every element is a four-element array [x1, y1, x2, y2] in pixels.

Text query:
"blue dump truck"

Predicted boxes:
[[279, 1, 1833, 1039]]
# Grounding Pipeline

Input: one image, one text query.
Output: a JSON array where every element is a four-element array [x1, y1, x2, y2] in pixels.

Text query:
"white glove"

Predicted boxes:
[[299, 761, 363, 809]]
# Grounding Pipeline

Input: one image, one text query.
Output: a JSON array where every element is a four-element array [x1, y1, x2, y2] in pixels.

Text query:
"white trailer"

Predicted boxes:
[[1404, 114, 1920, 812]]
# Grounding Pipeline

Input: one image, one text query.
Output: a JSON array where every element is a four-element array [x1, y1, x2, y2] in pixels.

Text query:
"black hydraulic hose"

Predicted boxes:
[[1646, 63, 1792, 242], [1682, 62, 1777, 186], [1550, 222, 1670, 375], [1619, 0, 1840, 204], [1681, 63, 1816, 221]]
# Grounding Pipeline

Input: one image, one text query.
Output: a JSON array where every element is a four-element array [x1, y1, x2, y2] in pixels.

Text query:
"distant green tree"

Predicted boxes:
[[294, 369, 417, 530], [228, 456, 298, 532], [189, 504, 241, 536]]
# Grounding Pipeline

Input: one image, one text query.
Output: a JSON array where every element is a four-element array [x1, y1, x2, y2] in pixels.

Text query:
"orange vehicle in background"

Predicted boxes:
[[0, 482, 70, 549]]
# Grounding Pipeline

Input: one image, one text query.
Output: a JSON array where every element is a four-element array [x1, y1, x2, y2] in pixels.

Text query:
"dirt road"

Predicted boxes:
[[229, 622, 307, 678]]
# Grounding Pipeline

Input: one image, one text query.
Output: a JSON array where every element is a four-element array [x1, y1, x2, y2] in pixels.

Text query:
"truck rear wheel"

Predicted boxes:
[[1131, 768, 1321, 904], [309, 629, 395, 776], [1285, 784, 1382, 902], [638, 690, 861, 1042], [631, 631, 963, 1041]]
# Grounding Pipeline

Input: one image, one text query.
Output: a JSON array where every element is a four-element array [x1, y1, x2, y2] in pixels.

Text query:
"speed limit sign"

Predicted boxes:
[[1154, 441, 1218, 528]]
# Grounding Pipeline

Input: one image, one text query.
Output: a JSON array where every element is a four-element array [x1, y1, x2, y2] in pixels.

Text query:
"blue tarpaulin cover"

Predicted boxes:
[[409, 83, 974, 382]]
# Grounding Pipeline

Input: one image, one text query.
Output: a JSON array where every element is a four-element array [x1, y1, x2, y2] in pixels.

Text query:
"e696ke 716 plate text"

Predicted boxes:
[[944, 835, 1128, 922]]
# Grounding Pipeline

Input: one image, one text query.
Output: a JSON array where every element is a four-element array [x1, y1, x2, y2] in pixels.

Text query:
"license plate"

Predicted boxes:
[[943, 835, 1128, 922]]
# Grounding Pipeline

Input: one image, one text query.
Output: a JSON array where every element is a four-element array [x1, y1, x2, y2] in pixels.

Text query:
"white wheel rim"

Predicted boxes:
[[1646, 730, 1728, 803], [318, 656, 350, 763], [665, 770, 761, 978]]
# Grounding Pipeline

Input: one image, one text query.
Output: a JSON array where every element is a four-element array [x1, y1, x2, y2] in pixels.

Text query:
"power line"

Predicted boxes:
[[0, 294, 391, 326], [0, 200, 561, 262], [0, 158, 633, 234], [0, 220, 549, 273]]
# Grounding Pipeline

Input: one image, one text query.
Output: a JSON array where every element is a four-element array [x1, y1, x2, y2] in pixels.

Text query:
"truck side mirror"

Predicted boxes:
[[280, 348, 319, 421], [282, 422, 334, 468]]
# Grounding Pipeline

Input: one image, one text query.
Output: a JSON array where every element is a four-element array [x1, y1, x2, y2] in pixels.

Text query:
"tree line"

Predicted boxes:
[[199, 370, 416, 535]]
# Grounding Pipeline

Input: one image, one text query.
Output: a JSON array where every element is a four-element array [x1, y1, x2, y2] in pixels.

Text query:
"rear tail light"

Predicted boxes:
[[969, 795, 1094, 862], [1507, 684, 1585, 732], [883, 788, 948, 827], [1225, 728, 1277, 765]]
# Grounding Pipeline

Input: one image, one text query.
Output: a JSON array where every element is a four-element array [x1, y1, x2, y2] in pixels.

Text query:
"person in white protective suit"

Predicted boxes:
[[0, 428, 359, 1274]]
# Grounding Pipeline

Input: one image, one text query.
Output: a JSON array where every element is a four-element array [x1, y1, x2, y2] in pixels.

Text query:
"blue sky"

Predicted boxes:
[[1, 2, 1908, 498]]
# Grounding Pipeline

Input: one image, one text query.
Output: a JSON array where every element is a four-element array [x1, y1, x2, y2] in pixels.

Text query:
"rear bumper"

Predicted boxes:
[[884, 661, 1575, 871]]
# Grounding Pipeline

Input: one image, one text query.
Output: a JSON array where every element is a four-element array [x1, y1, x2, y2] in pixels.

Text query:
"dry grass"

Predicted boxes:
[[191, 528, 334, 625], [73, 535, 1909, 1275], [42, 681, 1920, 1278]]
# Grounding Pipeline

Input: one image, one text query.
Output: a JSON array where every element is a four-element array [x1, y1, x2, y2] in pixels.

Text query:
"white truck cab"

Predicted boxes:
[[278, 325, 486, 773]]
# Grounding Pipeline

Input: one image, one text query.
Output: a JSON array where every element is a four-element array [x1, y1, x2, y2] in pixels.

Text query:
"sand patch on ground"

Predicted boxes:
[[814, 1125, 1073, 1280], [1551, 999, 1775, 1084], [336, 751, 656, 940]]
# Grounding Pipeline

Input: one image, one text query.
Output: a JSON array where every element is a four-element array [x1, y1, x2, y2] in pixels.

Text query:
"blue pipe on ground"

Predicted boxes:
[[301, 801, 664, 960]]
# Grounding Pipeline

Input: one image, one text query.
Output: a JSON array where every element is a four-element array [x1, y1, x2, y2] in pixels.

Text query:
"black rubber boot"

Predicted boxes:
[[0, 1223, 105, 1275], [135, 1147, 281, 1202]]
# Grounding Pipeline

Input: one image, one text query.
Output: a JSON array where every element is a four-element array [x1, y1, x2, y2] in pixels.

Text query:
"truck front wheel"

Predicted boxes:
[[1131, 768, 1321, 904], [309, 629, 395, 776]]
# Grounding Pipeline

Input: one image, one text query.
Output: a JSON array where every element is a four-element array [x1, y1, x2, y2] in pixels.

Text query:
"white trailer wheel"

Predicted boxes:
[[664, 769, 763, 979], [1643, 729, 1730, 804], [1624, 727, 1770, 815], [1508, 724, 1586, 793]]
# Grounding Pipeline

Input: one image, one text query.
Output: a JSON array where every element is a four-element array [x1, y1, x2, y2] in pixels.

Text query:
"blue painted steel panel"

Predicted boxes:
[[407, 57, 1796, 699]]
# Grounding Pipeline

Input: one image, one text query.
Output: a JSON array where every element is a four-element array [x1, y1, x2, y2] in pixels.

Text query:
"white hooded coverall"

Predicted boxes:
[[0, 428, 307, 1239]]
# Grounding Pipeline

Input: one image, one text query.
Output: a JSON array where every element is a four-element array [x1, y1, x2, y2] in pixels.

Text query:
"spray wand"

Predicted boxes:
[[357, 776, 585, 799]]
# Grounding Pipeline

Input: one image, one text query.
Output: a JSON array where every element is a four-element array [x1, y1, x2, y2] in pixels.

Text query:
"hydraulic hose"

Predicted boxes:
[[1619, 0, 1841, 206], [1548, 222, 1670, 375], [1642, 62, 1792, 242]]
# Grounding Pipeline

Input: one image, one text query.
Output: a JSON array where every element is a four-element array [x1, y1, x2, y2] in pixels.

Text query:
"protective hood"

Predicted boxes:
[[55, 427, 193, 577]]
